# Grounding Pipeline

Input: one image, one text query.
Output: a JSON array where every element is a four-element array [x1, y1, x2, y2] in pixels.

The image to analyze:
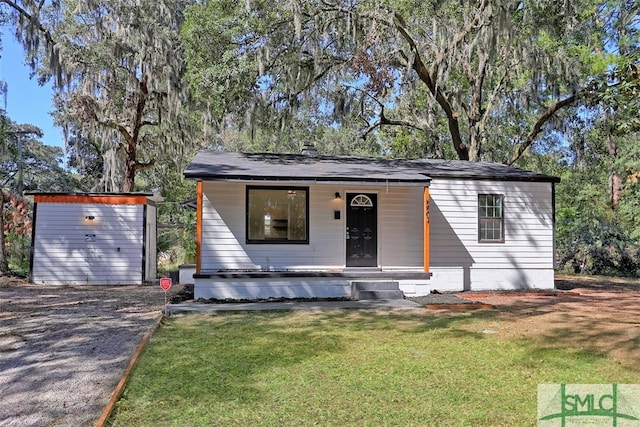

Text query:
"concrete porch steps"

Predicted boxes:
[[351, 280, 404, 300]]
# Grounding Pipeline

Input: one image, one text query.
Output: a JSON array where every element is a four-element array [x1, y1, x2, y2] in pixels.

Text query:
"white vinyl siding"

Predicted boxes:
[[376, 186, 424, 267], [201, 182, 344, 270], [31, 203, 145, 285], [201, 184, 259, 270], [200, 182, 424, 271], [429, 179, 554, 267], [429, 178, 555, 290]]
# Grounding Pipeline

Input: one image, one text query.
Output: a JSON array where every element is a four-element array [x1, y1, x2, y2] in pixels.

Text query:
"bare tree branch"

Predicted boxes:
[[508, 94, 578, 165], [393, 17, 469, 159], [350, 86, 425, 139]]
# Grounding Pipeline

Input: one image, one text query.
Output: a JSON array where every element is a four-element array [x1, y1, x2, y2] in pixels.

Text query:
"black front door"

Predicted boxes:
[[346, 193, 377, 267]]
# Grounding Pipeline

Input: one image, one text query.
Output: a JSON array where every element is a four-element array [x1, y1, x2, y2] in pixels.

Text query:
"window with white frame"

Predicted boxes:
[[478, 194, 504, 242], [246, 186, 309, 243]]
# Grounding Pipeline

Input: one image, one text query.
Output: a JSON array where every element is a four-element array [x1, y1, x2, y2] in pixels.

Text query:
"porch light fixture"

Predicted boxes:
[[334, 192, 341, 200], [84, 215, 95, 221]]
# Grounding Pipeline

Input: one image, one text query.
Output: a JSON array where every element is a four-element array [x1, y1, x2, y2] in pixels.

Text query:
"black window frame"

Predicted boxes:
[[478, 194, 505, 243], [245, 185, 310, 244]]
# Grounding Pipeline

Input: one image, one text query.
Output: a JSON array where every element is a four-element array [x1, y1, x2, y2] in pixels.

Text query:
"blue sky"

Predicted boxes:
[[1, 29, 63, 148]]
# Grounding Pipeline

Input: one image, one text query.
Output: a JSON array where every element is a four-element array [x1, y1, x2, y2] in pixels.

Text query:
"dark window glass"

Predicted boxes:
[[246, 187, 308, 244]]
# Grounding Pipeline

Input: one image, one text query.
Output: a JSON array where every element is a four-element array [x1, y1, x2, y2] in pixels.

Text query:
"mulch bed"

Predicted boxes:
[[407, 293, 495, 310], [407, 289, 579, 310]]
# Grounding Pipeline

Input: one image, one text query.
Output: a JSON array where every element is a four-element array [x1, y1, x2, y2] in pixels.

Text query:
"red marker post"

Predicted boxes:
[[160, 277, 172, 308]]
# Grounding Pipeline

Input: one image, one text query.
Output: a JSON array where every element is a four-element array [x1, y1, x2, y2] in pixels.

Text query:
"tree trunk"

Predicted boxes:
[[609, 171, 622, 210], [121, 74, 150, 192], [606, 129, 621, 210], [447, 116, 470, 160], [394, 21, 470, 161], [0, 189, 8, 274], [468, 122, 483, 162], [123, 150, 136, 192]]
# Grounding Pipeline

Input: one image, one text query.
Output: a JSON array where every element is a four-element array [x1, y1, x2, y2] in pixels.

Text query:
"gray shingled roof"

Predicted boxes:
[[184, 151, 560, 183]]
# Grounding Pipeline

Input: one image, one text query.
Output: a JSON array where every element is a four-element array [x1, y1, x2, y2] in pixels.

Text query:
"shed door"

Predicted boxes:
[[346, 194, 377, 267]]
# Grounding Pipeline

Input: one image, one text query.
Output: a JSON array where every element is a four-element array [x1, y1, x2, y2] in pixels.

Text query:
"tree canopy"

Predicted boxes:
[[2, 0, 203, 191], [182, 0, 636, 163], [0, 115, 77, 274], [0, 0, 638, 277]]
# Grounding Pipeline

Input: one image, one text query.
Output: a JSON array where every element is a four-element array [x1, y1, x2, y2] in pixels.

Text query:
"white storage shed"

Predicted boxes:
[[28, 193, 157, 285]]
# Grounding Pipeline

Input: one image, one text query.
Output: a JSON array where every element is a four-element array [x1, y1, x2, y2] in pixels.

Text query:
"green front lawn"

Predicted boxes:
[[108, 310, 640, 426]]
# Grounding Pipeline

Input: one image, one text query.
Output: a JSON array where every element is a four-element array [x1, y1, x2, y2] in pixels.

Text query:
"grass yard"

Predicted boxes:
[[108, 309, 640, 426]]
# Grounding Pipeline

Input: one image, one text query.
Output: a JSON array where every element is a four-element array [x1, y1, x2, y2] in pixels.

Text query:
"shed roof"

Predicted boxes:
[[184, 151, 560, 184]]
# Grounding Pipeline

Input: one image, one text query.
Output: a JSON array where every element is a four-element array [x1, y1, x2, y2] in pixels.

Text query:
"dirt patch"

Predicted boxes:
[[405, 274, 640, 367], [0, 276, 185, 427], [475, 291, 640, 367], [555, 273, 640, 291], [455, 275, 640, 367]]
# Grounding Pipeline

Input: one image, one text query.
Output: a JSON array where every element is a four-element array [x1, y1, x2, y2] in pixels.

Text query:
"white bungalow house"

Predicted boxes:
[[184, 151, 560, 300]]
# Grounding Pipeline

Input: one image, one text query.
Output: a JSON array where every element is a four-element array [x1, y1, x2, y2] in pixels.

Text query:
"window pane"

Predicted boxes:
[[247, 187, 308, 243], [480, 218, 502, 240]]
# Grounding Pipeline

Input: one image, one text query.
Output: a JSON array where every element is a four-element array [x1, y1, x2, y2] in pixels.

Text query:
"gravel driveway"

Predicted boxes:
[[0, 277, 169, 427]]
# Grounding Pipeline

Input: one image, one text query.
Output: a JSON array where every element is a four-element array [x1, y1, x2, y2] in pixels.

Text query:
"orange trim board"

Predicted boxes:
[[423, 187, 430, 273], [34, 195, 149, 205], [95, 314, 163, 427], [196, 181, 203, 274]]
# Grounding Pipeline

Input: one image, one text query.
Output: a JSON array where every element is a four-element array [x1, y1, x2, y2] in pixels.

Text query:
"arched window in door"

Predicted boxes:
[[350, 194, 373, 207]]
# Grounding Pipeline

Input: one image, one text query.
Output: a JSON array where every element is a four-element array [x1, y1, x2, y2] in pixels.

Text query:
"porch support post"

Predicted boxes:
[[423, 186, 430, 272], [196, 181, 203, 274]]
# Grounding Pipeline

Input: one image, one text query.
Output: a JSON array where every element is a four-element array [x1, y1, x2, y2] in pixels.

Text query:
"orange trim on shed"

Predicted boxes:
[[34, 194, 149, 205]]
